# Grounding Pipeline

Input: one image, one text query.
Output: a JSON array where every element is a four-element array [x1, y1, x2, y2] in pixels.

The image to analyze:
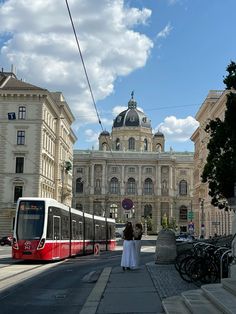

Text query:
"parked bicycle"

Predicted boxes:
[[176, 240, 233, 286]]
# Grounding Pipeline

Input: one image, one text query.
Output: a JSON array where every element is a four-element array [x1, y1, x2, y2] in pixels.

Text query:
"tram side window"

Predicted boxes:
[[84, 217, 92, 239], [95, 224, 100, 240], [72, 220, 77, 240], [61, 213, 69, 240], [101, 225, 106, 240], [108, 223, 115, 239], [79, 221, 83, 239], [47, 212, 53, 239]]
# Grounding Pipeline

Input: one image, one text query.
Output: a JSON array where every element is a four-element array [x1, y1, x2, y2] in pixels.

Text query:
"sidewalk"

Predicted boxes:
[[80, 261, 198, 314]]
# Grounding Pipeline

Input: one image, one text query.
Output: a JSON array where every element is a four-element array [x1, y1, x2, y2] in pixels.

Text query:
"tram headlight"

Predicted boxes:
[[37, 238, 45, 250]]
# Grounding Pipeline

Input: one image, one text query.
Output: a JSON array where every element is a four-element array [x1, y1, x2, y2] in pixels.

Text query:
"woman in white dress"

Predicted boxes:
[[121, 222, 136, 271], [133, 223, 143, 268]]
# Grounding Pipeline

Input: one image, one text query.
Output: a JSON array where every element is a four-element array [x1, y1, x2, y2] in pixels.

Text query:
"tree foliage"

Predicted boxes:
[[202, 61, 236, 209], [223, 61, 236, 90]]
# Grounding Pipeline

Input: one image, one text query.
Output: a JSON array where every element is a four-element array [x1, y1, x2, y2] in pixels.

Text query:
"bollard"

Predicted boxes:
[[155, 228, 177, 264]]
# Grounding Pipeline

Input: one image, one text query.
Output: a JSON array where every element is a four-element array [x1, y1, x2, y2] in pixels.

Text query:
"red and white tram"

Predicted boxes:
[[12, 197, 116, 261]]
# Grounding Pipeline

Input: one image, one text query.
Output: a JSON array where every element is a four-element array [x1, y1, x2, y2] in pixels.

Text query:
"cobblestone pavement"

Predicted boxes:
[[146, 262, 198, 300]]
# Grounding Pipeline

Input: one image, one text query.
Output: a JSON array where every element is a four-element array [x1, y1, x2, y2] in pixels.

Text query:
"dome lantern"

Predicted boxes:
[[128, 90, 137, 109]]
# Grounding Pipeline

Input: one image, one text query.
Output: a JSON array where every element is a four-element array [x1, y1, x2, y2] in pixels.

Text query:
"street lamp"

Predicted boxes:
[[200, 198, 205, 238]]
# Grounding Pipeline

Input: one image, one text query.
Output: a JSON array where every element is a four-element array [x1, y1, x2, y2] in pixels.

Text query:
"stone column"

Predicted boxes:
[[102, 162, 106, 194], [138, 165, 142, 195], [157, 165, 161, 195], [90, 163, 94, 194], [121, 165, 125, 195]]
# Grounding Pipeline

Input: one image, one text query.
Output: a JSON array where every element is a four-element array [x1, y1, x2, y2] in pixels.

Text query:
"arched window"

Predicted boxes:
[[127, 177, 136, 194], [156, 143, 162, 152], [144, 178, 153, 195], [179, 180, 187, 195], [102, 142, 108, 151], [128, 137, 135, 150], [144, 204, 152, 218], [115, 138, 120, 151], [110, 177, 119, 194], [144, 138, 148, 151], [76, 178, 83, 193], [179, 205, 187, 220]]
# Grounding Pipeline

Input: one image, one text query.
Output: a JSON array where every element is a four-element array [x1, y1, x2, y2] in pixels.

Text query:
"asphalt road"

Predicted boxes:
[[0, 236, 157, 314]]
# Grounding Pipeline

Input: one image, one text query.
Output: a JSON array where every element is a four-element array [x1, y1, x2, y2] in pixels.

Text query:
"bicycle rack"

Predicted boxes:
[[220, 249, 232, 282]]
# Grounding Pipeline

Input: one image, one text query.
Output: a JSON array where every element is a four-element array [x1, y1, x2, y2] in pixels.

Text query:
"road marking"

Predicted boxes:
[[79, 267, 111, 314]]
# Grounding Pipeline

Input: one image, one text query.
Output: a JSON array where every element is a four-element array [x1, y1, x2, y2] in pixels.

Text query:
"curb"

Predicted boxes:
[[79, 267, 112, 314]]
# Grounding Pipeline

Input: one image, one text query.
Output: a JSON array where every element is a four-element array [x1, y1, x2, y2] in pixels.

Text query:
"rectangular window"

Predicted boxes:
[[111, 167, 117, 173], [77, 167, 83, 173], [15, 157, 24, 173], [128, 167, 135, 173], [17, 130, 25, 145], [146, 167, 152, 174], [18, 106, 26, 119], [14, 186, 23, 203]]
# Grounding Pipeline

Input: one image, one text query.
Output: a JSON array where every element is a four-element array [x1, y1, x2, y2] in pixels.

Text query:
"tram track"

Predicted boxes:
[[0, 260, 64, 295]]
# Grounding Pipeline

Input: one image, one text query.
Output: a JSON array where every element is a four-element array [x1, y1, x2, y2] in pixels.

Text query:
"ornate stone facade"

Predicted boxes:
[[73, 94, 194, 234], [191, 90, 234, 237]]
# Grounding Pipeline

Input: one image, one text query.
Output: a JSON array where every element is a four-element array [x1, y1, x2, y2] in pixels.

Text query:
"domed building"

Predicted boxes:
[[73, 93, 194, 234], [99, 92, 165, 153]]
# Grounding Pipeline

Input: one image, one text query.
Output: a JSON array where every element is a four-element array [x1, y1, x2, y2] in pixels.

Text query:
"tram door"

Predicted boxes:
[[53, 216, 61, 259]]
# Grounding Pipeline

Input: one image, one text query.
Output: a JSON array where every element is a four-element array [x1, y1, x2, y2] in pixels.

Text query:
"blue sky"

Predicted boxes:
[[0, 0, 235, 152]]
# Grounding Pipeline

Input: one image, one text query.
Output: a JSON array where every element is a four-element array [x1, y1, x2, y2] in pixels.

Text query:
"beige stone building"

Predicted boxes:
[[0, 70, 76, 237], [191, 90, 234, 238], [73, 94, 194, 234]]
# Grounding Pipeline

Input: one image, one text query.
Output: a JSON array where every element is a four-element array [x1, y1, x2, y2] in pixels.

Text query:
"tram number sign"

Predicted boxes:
[[94, 243, 100, 256]]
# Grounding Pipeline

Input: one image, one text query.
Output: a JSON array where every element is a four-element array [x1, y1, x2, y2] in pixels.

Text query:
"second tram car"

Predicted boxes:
[[12, 197, 116, 261]]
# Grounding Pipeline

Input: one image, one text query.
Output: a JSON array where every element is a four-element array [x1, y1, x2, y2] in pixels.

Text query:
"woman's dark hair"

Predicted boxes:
[[123, 221, 133, 240]]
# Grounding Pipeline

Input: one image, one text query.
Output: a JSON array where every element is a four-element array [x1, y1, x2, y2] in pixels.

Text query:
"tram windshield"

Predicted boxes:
[[16, 200, 45, 240]]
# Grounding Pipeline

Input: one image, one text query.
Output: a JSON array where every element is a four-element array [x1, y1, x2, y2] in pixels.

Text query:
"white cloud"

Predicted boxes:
[[112, 104, 144, 117], [155, 116, 199, 142], [84, 129, 99, 146], [0, 0, 153, 129], [112, 105, 127, 117], [157, 23, 173, 39]]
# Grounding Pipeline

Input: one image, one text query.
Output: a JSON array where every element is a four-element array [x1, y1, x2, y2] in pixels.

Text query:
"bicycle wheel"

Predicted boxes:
[[190, 257, 219, 284], [175, 250, 192, 272], [202, 259, 219, 283], [179, 255, 196, 282], [188, 257, 205, 286]]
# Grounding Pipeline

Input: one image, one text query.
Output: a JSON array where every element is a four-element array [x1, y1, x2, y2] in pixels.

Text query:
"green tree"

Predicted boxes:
[[223, 61, 236, 90], [202, 61, 236, 209]]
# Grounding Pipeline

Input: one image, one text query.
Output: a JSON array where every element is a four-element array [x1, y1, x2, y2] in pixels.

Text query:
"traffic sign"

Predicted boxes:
[[94, 243, 100, 256], [122, 198, 133, 210], [188, 222, 194, 230], [188, 212, 194, 219]]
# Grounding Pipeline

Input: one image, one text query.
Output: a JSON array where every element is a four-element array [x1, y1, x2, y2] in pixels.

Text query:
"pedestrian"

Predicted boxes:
[[133, 223, 143, 268], [121, 221, 136, 271]]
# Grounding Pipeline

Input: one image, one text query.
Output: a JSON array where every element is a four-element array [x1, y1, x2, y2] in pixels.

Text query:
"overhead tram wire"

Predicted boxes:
[[65, 0, 119, 164], [65, 0, 102, 131]]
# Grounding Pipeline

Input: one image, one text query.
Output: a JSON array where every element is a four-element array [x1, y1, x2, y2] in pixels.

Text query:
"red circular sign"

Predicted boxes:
[[122, 198, 133, 210]]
